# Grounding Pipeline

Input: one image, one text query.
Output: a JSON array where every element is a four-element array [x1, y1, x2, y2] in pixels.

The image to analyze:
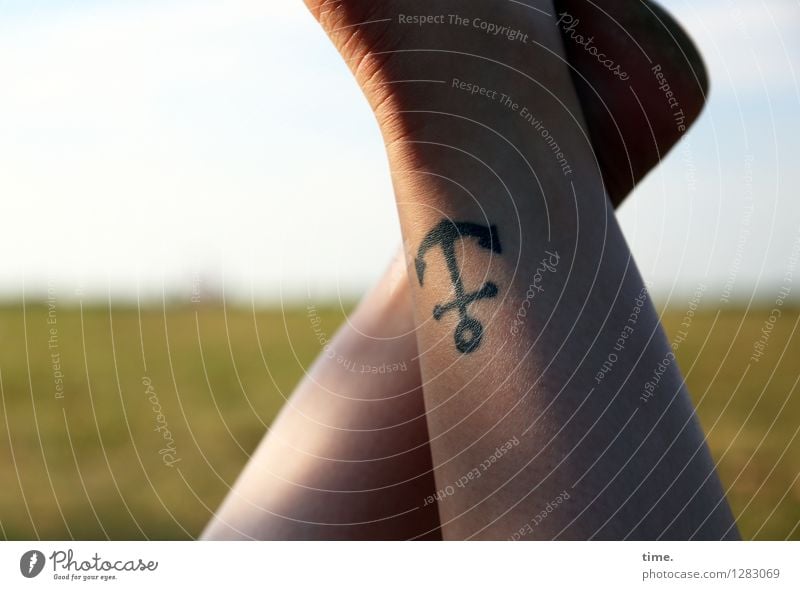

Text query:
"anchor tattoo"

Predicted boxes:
[[414, 220, 502, 354]]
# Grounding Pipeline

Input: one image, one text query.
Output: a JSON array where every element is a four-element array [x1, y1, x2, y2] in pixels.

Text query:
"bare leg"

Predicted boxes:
[[204, 0, 716, 540], [203, 256, 440, 539], [304, 0, 738, 540]]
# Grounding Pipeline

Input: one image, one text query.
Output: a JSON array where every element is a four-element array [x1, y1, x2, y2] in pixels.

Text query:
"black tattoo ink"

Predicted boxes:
[[414, 220, 502, 353]]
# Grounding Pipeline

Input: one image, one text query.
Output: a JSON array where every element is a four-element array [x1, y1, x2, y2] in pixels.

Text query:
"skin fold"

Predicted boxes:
[[203, 0, 732, 540]]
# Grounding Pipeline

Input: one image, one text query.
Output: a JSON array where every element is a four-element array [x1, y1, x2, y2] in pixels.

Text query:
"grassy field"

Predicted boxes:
[[0, 301, 798, 540]]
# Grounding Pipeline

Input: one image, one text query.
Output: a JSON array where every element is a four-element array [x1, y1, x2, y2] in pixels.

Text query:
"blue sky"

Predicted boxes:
[[0, 0, 798, 305]]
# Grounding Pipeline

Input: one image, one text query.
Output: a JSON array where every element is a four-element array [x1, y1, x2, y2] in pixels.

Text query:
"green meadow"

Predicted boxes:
[[0, 302, 798, 540]]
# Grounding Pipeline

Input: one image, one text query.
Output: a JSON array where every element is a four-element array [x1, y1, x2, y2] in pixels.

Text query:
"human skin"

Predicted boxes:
[[203, 259, 441, 539], [302, 0, 737, 540], [204, 0, 735, 540]]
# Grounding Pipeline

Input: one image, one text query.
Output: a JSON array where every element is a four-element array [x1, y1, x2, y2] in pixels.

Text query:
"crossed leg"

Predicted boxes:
[[203, 0, 732, 540]]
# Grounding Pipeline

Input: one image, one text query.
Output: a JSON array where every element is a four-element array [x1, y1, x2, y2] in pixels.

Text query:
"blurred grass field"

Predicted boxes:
[[0, 301, 798, 540]]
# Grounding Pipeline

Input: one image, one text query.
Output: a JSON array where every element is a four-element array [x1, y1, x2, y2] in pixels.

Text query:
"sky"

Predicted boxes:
[[0, 0, 798, 305]]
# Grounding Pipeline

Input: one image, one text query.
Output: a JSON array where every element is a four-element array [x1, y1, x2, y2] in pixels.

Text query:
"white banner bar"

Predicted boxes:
[[1, 541, 797, 589]]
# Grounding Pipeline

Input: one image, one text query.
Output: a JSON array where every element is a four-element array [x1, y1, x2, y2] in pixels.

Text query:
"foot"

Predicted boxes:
[[554, 0, 708, 205], [306, 0, 707, 206]]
